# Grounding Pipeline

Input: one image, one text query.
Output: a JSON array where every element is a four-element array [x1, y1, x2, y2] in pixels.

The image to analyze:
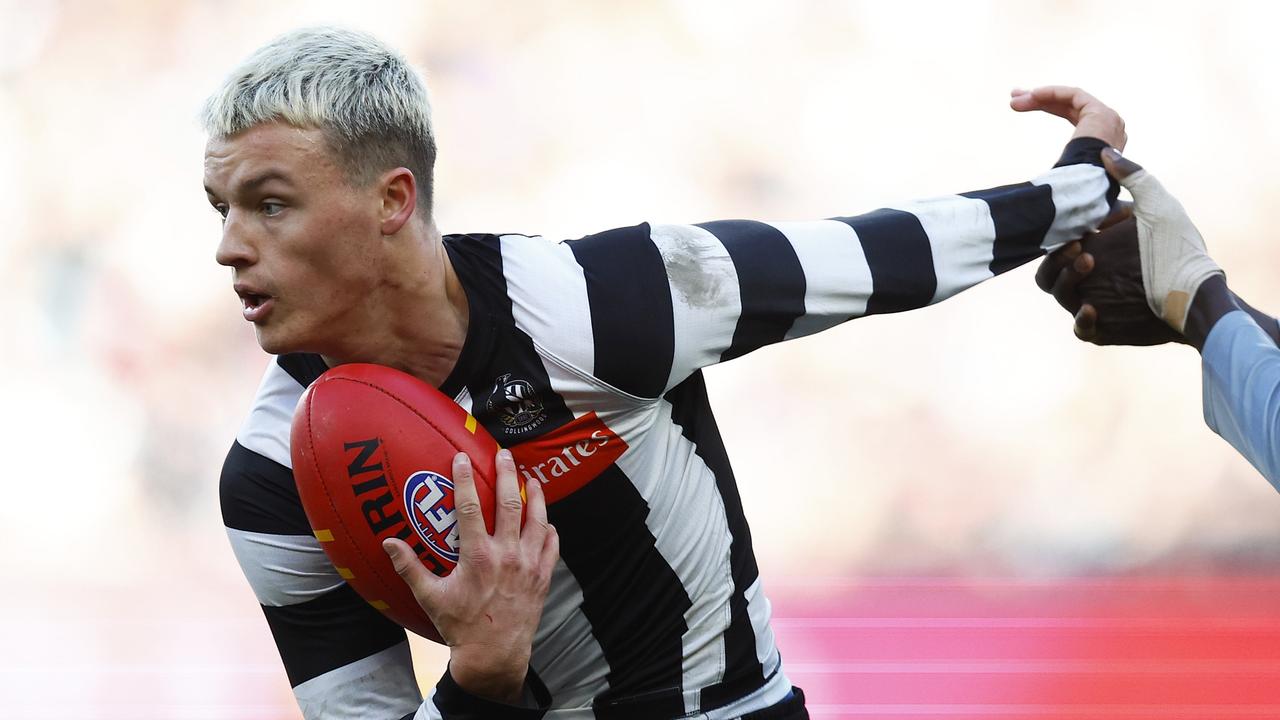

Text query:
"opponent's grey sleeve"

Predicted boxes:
[[1201, 310, 1280, 489]]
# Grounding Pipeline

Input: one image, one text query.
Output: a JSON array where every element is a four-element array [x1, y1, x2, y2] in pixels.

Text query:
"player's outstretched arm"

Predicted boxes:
[[1034, 150, 1280, 490], [664, 88, 1121, 392], [383, 449, 558, 717], [523, 88, 1124, 400]]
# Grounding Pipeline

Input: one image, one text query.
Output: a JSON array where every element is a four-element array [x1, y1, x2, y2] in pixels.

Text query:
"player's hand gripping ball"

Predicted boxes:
[[290, 363, 515, 643]]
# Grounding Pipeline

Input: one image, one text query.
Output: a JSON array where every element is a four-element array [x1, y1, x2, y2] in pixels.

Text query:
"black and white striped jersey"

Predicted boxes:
[[221, 138, 1116, 720]]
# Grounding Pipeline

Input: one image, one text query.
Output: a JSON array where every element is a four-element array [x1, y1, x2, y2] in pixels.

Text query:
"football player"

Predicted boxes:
[[207, 27, 1127, 720]]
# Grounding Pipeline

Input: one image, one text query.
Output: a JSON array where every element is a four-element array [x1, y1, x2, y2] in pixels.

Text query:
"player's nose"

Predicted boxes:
[[215, 214, 257, 268]]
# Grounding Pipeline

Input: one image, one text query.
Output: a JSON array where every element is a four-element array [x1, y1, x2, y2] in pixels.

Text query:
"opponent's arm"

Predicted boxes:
[[1195, 284, 1280, 490], [1035, 153, 1280, 489], [1038, 215, 1279, 349]]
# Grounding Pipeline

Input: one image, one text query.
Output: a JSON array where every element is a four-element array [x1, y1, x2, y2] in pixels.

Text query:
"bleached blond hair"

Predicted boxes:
[[201, 27, 437, 213]]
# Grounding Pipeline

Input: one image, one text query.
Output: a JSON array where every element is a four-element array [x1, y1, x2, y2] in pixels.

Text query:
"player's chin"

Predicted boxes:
[[254, 322, 306, 356]]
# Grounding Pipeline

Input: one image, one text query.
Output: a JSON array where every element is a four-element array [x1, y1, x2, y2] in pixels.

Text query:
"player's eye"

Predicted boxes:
[[211, 202, 228, 220], [261, 201, 285, 217]]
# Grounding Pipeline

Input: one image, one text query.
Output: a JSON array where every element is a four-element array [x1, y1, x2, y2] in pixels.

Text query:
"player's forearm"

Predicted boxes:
[[1042, 136, 1121, 249], [843, 136, 1114, 311]]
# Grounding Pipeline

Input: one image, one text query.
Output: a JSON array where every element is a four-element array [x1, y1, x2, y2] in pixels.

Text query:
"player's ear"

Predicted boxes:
[[379, 167, 418, 236]]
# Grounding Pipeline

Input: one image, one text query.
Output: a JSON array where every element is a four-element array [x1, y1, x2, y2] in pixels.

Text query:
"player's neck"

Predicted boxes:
[[321, 222, 469, 388]]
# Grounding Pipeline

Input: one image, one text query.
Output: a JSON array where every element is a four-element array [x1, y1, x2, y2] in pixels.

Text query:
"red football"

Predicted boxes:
[[290, 363, 501, 643]]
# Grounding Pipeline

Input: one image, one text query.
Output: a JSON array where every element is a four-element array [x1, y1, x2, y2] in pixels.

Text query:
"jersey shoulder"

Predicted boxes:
[[443, 226, 662, 392]]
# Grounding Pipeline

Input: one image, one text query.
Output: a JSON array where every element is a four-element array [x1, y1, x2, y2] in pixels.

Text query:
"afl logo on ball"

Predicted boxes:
[[487, 373, 546, 434], [403, 471, 460, 563]]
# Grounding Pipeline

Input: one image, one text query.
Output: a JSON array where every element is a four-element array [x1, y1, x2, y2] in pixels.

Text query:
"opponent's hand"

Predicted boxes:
[[1034, 238, 1095, 336], [1010, 86, 1127, 151], [382, 449, 558, 704], [1036, 217, 1185, 346], [1099, 148, 1224, 333]]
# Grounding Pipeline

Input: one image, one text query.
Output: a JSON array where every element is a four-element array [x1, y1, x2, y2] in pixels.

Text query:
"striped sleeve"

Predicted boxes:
[[222, 356, 423, 720], [561, 138, 1112, 397], [225, 356, 552, 719]]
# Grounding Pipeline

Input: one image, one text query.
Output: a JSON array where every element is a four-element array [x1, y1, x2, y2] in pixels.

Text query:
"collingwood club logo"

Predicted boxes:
[[487, 373, 546, 434]]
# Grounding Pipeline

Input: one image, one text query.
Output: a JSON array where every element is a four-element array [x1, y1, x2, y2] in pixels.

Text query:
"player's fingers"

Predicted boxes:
[[383, 537, 440, 606], [1009, 87, 1047, 113], [1035, 241, 1081, 293], [451, 452, 489, 554], [1073, 304, 1099, 342], [1033, 85, 1095, 111], [492, 448, 524, 544], [1008, 85, 1086, 121], [1009, 95, 1074, 121], [1051, 251, 1093, 313], [522, 465, 549, 543], [538, 525, 560, 588], [1101, 147, 1143, 183]]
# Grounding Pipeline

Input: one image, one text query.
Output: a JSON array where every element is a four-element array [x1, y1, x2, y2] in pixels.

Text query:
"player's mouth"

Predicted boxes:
[[235, 284, 276, 323]]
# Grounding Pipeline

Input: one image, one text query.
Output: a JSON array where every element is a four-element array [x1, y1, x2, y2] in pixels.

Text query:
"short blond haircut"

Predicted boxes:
[[201, 27, 437, 213]]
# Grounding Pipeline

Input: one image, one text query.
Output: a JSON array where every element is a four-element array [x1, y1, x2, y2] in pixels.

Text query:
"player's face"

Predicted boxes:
[[205, 122, 384, 356]]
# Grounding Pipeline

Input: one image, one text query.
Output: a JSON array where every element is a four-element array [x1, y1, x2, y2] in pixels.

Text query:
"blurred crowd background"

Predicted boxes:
[[2, 1, 1279, 717]]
